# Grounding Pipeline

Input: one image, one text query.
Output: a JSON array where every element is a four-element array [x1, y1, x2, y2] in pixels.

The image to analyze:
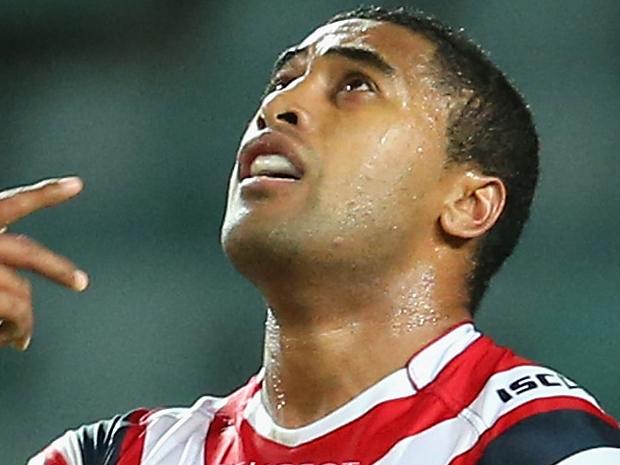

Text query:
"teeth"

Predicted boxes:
[[250, 154, 301, 179]]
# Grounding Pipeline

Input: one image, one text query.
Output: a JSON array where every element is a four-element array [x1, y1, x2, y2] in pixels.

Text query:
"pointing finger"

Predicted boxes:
[[0, 177, 83, 226]]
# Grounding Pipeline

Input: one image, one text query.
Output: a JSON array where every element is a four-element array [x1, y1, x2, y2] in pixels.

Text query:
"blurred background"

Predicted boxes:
[[0, 0, 618, 461]]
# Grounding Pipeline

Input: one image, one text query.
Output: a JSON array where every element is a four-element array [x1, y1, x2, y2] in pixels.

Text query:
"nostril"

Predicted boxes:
[[277, 111, 298, 126], [256, 115, 266, 130]]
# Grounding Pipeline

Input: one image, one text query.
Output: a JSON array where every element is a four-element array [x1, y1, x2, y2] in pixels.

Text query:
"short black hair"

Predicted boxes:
[[328, 6, 540, 313]]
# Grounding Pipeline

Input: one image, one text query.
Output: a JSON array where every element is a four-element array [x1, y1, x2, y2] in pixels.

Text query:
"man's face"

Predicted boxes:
[[221, 19, 456, 275]]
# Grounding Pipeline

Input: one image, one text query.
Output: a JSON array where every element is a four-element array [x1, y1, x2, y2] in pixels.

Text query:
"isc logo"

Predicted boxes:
[[496, 372, 581, 403]]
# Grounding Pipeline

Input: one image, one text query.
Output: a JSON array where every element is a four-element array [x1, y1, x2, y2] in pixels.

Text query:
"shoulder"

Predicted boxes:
[[444, 334, 620, 464], [27, 396, 224, 465]]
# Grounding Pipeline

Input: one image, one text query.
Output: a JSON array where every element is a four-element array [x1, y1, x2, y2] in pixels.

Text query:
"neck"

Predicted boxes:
[[258, 261, 471, 428]]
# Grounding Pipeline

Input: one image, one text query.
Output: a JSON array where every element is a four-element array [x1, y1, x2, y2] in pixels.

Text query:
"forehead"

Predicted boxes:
[[295, 19, 436, 73]]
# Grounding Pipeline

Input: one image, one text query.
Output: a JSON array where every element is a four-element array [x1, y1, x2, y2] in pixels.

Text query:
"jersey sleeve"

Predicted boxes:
[[476, 408, 620, 465], [444, 362, 620, 465], [27, 409, 152, 465]]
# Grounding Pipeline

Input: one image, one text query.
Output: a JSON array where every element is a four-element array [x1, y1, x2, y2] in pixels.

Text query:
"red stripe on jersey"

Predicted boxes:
[[116, 409, 152, 465], [43, 450, 70, 465], [205, 336, 532, 465], [448, 396, 616, 465], [405, 320, 475, 391], [206, 379, 261, 465], [427, 336, 529, 397]]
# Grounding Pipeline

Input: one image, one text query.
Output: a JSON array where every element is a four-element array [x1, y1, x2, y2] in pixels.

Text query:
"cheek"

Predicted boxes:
[[318, 121, 445, 232], [316, 143, 408, 224], [321, 120, 433, 197]]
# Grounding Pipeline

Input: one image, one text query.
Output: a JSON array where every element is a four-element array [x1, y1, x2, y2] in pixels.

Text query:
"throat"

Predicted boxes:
[[261, 312, 370, 428], [260, 307, 463, 428], [256, 260, 471, 428]]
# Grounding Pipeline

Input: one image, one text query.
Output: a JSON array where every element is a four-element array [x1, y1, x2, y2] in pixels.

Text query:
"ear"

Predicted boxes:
[[440, 172, 506, 240]]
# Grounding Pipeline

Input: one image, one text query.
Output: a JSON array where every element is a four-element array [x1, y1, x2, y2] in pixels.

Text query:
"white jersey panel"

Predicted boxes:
[[557, 447, 620, 465], [140, 396, 225, 465], [27, 430, 84, 465]]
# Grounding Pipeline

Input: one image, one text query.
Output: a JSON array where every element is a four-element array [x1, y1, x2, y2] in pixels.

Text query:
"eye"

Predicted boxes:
[[340, 74, 376, 93], [265, 75, 295, 95], [273, 78, 290, 91]]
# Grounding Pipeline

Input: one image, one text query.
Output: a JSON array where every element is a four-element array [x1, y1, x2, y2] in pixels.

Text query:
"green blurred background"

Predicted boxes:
[[0, 0, 618, 462]]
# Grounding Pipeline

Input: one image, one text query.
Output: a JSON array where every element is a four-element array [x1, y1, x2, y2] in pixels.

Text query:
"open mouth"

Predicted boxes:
[[237, 131, 307, 183], [249, 154, 303, 180]]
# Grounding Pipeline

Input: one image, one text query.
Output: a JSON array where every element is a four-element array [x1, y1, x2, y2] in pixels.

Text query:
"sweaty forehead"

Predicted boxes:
[[295, 19, 436, 73]]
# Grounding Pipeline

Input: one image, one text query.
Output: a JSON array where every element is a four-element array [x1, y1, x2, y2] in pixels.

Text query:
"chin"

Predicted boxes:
[[221, 217, 294, 276], [222, 217, 341, 288]]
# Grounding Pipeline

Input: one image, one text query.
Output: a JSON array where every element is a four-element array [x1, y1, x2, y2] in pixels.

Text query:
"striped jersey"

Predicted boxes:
[[29, 323, 620, 465]]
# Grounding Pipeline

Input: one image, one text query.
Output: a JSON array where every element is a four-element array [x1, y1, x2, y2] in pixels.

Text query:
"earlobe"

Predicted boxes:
[[440, 173, 506, 240]]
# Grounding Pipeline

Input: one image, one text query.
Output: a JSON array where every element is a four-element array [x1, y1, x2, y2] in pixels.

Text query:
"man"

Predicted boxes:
[[1, 5, 618, 465]]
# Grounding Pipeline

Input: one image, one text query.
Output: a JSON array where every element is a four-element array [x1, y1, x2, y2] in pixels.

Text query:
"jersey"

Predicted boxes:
[[28, 323, 620, 465]]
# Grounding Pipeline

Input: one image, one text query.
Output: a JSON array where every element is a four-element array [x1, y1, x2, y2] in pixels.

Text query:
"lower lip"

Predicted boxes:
[[239, 176, 301, 191]]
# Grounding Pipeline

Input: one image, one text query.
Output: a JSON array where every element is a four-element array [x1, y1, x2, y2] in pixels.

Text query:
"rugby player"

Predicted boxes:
[[1, 6, 618, 465]]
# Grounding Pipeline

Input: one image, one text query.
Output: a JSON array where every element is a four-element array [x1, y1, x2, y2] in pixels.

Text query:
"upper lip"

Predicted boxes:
[[237, 131, 307, 181]]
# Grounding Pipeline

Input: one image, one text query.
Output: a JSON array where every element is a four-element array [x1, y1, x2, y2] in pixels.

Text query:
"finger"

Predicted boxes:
[[0, 176, 83, 225], [0, 263, 31, 299], [12, 333, 32, 352], [0, 234, 89, 292], [0, 320, 32, 351], [0, 293, 33, 351]]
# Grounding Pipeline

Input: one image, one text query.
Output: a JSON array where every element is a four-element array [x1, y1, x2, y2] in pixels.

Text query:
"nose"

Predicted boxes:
[[257, 111, 298, 129], [256, 88, 311, 132]]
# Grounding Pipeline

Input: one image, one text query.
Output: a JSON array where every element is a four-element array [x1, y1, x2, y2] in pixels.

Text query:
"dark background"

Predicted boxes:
[[1, 1, 618, 462]]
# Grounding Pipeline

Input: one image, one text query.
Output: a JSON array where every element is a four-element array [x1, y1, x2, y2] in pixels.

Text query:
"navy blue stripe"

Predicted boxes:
[[478, 409, 620, 465], [76, 409, 145, 465]]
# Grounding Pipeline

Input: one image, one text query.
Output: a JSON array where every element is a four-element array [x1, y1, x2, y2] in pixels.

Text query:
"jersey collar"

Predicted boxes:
[[243, 321, 480, 447]]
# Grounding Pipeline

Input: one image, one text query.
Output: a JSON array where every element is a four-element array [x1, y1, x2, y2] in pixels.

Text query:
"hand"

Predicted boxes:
[[0, 177, 88, 351]]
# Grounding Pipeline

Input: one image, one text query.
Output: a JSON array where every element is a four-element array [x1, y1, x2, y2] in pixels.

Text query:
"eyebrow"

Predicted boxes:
[[272, 45, 396, 77]]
